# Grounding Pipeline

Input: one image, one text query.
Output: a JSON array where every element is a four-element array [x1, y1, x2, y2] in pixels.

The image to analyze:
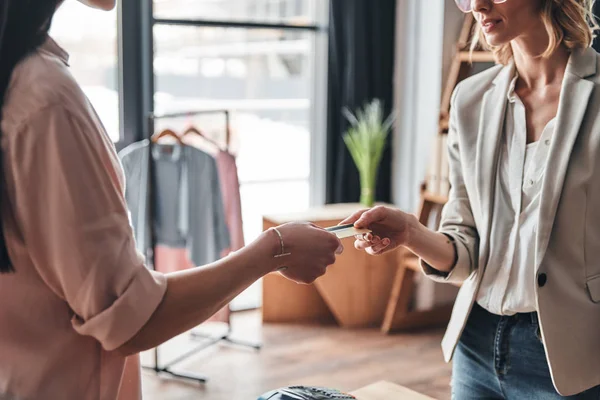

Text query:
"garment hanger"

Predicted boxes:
[[182, 125, 223, 152], [151, 128, 183, 144]]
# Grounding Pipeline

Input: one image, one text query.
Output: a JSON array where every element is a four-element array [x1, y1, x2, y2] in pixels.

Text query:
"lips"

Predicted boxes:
[[481, 18, 502, 33]]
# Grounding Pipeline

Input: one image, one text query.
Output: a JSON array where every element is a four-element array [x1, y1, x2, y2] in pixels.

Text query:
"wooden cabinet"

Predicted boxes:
[[262, 203, 400, 328]]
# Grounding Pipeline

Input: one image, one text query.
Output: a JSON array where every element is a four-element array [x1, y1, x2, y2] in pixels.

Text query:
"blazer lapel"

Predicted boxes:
[[476, 64, 513, 249], [536, 47, 597, 270]]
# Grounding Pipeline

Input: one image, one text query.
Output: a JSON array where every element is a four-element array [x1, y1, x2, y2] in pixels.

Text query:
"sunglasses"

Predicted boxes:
[[455, 0, 507, 13]]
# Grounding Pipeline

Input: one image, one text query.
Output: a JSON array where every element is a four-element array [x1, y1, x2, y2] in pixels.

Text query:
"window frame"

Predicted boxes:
[[118, 1, 328, 201], [117, 0, 328, 311], [117, 0, 154, 151]]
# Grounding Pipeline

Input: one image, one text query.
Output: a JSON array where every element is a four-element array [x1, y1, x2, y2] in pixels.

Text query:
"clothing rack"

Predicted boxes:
[[142, 109, 260, 384]]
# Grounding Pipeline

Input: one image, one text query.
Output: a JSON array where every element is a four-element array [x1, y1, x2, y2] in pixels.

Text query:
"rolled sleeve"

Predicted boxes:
[[420, 231, 474, 284], [420, 84, 479, 285], [4, 104, 167, 351], [72, 268, 167, 351]]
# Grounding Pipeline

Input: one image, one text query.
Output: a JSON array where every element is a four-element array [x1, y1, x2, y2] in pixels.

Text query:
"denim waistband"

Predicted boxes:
[[473, 301, 538, 325]]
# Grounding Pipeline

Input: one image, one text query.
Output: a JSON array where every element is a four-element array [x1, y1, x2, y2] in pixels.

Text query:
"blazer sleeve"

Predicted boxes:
[[420, 84, 479, 285]]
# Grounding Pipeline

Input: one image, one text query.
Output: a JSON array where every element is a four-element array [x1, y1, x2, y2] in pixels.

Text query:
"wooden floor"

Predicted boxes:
[[141, 311, 452, 400]]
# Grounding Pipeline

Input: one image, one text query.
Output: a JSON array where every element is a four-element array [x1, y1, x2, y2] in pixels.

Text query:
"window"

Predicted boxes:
[[50, 2, 120, 142], [151, 0, 324, 309], [153, 25, 314, 243]]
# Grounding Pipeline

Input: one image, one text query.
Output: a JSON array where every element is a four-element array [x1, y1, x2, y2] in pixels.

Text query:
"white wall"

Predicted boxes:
[[393, 0, 466, 308], [392, 0, 465, 212]]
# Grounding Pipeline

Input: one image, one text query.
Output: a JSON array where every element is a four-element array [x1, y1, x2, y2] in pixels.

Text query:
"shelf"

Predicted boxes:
[[458, 51, 495, 63], [422, 191, 449, 205]]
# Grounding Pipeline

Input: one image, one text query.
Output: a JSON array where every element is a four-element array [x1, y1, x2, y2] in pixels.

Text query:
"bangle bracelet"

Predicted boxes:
[[272, 227, 291, 259]]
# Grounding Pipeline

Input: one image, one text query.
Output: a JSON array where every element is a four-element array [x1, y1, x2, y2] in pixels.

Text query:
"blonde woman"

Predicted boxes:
[[343, 0, 600, 398]]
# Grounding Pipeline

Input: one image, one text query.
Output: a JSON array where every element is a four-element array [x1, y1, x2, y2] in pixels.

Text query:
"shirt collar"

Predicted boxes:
[[152, 142, 184, 162], [40, 36, 70, 66], [507, 71, 519, 103]]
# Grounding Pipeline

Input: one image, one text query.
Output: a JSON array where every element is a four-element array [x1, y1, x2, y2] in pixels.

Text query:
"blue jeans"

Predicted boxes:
[[452, 302, 600, 399]]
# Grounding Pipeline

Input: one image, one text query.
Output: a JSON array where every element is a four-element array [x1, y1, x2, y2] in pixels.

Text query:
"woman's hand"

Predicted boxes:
[[340, 205, 417, 255], [267, 222, 343, 284], [118, 222, 342, 356]]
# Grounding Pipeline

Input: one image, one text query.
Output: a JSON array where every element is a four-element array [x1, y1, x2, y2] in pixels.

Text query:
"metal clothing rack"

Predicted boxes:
[[142, 109, 261, 384]]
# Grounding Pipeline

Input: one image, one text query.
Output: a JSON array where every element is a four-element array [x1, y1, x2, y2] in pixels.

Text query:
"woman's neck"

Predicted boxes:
[[511, 33, 569, 90]]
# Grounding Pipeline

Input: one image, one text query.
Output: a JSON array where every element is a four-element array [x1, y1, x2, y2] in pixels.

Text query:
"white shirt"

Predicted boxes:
[[476, 74, 556, 315]]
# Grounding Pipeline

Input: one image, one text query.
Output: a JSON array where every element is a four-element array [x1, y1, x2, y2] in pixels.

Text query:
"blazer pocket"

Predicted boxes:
[[586, 275, 600, 303]]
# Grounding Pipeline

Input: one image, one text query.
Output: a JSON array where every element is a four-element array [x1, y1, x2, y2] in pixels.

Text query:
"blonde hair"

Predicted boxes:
[[471, 0, 600, 64]]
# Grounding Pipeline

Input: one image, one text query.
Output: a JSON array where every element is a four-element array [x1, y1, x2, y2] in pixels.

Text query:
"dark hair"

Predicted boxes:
[[0, 0, 62, 273]]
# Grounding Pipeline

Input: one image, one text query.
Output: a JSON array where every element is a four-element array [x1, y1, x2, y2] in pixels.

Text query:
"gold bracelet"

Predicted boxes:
[[272, 227, 291, 258]]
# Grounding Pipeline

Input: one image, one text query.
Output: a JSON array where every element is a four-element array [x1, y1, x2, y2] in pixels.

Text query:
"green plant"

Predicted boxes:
[[343, 99, 395, 207]]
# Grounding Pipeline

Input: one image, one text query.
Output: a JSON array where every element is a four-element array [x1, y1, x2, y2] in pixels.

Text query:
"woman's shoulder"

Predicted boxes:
[[2, 41, 88, 133], [452, 63, 506, 106]]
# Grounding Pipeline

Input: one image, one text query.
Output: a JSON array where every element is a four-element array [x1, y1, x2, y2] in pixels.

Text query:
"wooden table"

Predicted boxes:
[[262, 203, 401, 328], [351, 381, 436, 400]]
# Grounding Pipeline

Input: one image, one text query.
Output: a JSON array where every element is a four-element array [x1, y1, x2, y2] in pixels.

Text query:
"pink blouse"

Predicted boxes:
[[0, 38, 167, 399]]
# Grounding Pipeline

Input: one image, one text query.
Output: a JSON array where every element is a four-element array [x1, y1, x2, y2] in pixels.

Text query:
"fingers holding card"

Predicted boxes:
[[325, 224, 372, 239]]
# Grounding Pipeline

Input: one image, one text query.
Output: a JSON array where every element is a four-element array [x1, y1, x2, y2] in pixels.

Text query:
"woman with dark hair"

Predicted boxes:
[[0, 1, 343, 399]]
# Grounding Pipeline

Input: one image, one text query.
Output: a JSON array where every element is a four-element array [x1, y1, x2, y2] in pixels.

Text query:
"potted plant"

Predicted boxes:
[[343, 99, 395, 207]]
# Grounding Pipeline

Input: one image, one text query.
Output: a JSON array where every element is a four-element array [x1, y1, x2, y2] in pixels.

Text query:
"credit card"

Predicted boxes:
[[325, 224, 371, 239]]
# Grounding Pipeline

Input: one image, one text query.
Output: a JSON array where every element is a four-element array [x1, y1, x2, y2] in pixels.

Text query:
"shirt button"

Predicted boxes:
[[529, 179, 535, 186], [538, 273, 547, 287], [544, 139, 550, 146]]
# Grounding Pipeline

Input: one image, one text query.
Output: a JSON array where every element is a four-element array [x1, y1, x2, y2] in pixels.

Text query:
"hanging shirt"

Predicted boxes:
[[477, 73, 556, 315], [173, 139, 243, 325], [119, 141, 230, 267], [0, 37, 166, 400], [215, 150, 245, 252], [182, 133, 245, 253]]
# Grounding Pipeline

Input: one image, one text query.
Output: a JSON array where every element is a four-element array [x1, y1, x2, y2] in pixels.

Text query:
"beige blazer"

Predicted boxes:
[[421, 46, 600, 396]]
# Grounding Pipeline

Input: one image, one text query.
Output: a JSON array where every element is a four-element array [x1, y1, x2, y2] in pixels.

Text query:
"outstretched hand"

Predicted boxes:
[[271, 222, 343, 284], [340, 205, 415, 255]]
